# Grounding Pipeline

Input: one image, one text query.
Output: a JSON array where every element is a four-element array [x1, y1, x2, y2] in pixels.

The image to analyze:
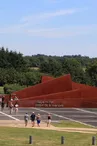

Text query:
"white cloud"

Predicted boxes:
[[0, 23, 29, 34], [0, 24, 96, 38], [0, 7, 93, 38], [24, 25, 97, 38], [21, 8, 82, 23], [0, 7, 87, 34]]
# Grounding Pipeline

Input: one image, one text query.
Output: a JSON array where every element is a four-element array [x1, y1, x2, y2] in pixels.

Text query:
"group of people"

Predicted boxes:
[[0, 95, 52, 127], [0, 95, 19, 115], [24, 112, 52, 127], [9, 99, 19, 115]]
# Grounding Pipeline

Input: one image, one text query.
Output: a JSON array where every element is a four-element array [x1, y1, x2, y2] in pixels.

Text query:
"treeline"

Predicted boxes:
[[24, 54, 97, 86], [0, 47, 97, 93], [0, 47, 41, 93]]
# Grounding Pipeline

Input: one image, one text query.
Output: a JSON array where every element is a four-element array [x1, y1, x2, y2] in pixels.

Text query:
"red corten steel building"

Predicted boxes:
[[7, 74, 97, 108]]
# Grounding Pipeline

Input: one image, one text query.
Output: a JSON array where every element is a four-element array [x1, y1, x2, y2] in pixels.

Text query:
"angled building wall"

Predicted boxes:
[[41, 75, 54, 83], [18, 89, 82, 107], [13, 74, 72, 99], [8, 74, 97, 108]]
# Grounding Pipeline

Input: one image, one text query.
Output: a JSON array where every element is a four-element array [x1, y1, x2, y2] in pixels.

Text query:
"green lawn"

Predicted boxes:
[[0, 127, 96, 146], [0, 86, 4, 94], [52, 121, 93, 128]]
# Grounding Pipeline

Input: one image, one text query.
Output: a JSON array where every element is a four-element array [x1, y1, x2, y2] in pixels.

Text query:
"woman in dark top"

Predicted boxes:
[[30, 112, 36, 127]]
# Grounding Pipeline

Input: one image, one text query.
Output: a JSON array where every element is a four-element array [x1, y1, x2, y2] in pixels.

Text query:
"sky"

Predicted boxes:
[[0, 0, 97, 57]]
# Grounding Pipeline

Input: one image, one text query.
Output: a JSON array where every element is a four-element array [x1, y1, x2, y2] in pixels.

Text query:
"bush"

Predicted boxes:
[[3, 84, 27, 94], [0, 86, 4, 94]]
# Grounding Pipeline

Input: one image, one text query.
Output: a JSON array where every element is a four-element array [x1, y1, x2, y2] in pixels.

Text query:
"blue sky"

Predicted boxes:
[[0, 0, 97, 57]]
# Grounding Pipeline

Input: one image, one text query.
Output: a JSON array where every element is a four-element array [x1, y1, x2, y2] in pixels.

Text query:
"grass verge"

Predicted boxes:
[[52, 120, 93, 128], [0, 127, 96, 146]]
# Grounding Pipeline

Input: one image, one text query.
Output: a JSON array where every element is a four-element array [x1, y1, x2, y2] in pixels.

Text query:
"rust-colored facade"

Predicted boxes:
[[14, 74, 72, 99], [41, 75, 54, 83], [6, 74, 97, 108]]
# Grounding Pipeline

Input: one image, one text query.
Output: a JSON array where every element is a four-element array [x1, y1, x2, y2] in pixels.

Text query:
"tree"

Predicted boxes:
[[86, 61, 97, 86], [3, 84, 26, 94], [62, 58, 85, 83], [40, 57, 62, 77], [25, 70, 41, 86]]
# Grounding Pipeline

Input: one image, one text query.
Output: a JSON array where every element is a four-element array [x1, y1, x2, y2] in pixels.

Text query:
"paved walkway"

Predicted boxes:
[[1, 107, 97, 127], [1, 107, 97, 134]]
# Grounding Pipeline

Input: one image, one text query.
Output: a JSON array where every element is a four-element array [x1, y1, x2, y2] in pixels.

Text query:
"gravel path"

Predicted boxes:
[[0, 120, 96, 134]]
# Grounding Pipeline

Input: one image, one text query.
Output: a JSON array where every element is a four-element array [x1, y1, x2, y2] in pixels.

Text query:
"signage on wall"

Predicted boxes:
[[35, 100, 64, 108]]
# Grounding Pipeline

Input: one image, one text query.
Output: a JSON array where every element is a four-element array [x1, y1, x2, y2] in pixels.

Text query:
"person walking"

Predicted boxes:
[[36, 114, 41, 127], [1, 96, 5, 111], [14, 95, 19, 101], [14, 103, 19, 114], [9, 101, 14, 114], [47, 113, 52, 127], [1, 102, 5, 111], [24, 113, 29, 127], [30, 112, 36, 127]]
